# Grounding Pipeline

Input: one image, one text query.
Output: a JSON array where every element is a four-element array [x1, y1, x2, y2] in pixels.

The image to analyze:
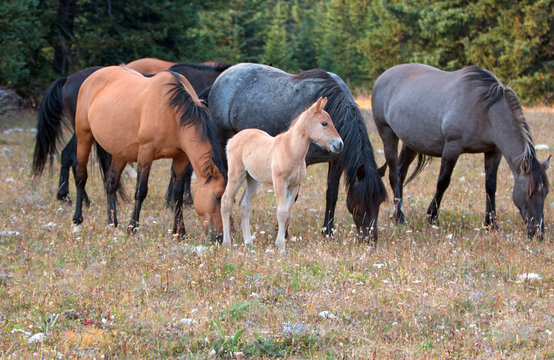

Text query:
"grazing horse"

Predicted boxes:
[[73, 66, 226, 240], [33, 60, 231, 205], [124, 57, 177, 74], [221, 97, 343, 253], [372, 63, 550, 239], [209, 63, 387, 242]]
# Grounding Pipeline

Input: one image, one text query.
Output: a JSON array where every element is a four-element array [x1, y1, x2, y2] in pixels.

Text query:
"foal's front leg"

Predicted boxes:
[[273, 178, 293, 254]]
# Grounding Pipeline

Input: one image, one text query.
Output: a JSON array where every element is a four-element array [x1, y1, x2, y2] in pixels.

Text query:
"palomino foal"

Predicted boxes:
[[221, 97, 343, 253]]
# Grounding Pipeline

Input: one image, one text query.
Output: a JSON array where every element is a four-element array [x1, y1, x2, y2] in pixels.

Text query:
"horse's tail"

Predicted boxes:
[[404, 153, 431, 185], [94, 142, 129, 202], [32, 76, 68, 176]]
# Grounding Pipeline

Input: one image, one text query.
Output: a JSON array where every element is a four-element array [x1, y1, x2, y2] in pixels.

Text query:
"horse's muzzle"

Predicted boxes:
[[527, 218, 544, 240]]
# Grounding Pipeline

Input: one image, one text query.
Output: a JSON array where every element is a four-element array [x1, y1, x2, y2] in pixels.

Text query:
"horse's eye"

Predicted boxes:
[[214, 195, 222, 202], [321, 121, 328, 127]]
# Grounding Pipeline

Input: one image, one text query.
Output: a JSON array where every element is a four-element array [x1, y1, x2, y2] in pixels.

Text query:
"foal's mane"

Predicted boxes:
[[291, 69, 387, 204], [165, 71, 226, 180], [464, 65, 548, 194]]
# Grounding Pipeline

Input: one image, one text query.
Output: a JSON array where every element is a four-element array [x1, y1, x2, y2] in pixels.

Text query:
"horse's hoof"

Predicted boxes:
[[183, 196, 194, 207], [127, 223, 138, 235], [57, 194, 72, 204], [72, 224, 82, 235], [428, 216, 439, 226]]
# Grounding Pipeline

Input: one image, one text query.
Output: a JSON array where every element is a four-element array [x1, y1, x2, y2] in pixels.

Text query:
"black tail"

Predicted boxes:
[[404, 154, 431, 185], [94, 143, 129, 202], [32, 77, 68, 175], [377, 163, 387, 177], [197, 86, 212, 106]]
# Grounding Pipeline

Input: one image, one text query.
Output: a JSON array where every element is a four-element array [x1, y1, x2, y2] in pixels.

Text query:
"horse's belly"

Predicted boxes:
[[389, 118, 445, 157]]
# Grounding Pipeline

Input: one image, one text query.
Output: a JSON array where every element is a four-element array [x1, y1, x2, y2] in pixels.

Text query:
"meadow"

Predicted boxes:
[[0, 106, 552, 359]]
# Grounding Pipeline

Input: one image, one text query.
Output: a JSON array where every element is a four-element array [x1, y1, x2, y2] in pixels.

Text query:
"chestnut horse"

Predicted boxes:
[[73, 66, 226, 240], [221, 97, 343, 253], [124, 57, 177, 74]]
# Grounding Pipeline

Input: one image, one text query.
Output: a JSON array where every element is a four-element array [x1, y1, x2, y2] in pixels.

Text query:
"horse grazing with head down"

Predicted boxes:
[[72, 66, 226, 241], [221, 97, 343, 253], [372, 63, 550, 239], [209, 63, 387, 243]]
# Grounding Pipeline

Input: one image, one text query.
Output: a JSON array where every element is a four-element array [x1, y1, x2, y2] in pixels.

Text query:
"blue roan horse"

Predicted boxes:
[[208, 63, 387, 242], [372, 63, 550, 239]]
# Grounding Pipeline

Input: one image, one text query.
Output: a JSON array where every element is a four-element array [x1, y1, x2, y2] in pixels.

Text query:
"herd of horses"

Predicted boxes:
[[31, 58, 550, 250]]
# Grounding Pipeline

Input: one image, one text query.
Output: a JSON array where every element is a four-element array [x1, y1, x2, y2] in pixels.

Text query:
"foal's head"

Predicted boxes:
[[304, 97, 343, 154]]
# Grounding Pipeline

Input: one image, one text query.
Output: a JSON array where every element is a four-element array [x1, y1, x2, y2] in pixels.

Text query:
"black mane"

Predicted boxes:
[[165, 71, 226, 180], [169, 62, 232, 74], [292, 69, 387, 205]]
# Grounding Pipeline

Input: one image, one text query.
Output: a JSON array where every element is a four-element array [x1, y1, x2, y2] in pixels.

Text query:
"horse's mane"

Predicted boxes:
[[464, 65, 548, 194], [292, 69, 387, 204], [165, 71, 226, 181], [169, 62, 232, 74]]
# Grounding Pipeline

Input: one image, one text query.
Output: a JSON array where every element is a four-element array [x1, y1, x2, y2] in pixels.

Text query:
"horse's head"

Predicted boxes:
[[512, 155, 550, 239], [194, 161, 226, 243], [306, 97, 343, 154], [346, 164, 383, 243]]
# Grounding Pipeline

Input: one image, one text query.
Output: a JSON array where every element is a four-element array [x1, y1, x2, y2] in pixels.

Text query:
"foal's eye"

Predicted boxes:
[[321, 121, 328, 127]]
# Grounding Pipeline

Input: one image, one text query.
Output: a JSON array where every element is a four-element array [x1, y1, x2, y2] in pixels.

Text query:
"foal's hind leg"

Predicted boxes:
[[427, 142, 461, 225], [105, 158, 127, 227], [128, 149, 154, 234], [239, 175, 259, 247], [484, 149, 502, 229]]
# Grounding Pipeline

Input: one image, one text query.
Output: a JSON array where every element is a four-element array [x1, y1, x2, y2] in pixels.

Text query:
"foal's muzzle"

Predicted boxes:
[[328, 138, 344, 154]]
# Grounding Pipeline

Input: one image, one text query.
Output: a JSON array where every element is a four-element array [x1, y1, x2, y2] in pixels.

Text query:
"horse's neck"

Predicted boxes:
[[279, 117, 312, 161], [489, 106, 529, 176]]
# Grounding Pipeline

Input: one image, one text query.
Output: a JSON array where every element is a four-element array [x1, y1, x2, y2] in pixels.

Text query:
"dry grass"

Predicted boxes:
[[0, 108, 552, 359]]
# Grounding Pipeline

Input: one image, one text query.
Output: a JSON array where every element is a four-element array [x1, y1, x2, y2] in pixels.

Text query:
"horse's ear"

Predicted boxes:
[[521, 158, 530, 174], [318, 97, 327, 111], [356, 165, 365, 182], [542, 155, 551, 170]]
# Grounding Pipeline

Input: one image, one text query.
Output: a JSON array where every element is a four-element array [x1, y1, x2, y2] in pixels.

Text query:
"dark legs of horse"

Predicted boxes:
[[380, 127, 406, 223], [171, 158, 188, 238], [323, 159, 343, 236], [427, 144, 460, 225], [105, 159, 127, 227], [484, 149, 502, 229], [73, 132, 94, 226], [166, 162, 194, 208], [57, 135, 91, 206], [128, 159, 152, 234]]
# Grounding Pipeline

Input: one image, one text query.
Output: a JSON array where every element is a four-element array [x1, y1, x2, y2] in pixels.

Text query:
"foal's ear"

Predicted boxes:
[[542, 155, 551, 170], [316, 97, 327, 111]]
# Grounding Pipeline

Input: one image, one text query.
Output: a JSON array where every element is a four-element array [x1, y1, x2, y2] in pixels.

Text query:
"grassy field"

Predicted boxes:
[[0, 107, 552, 359]]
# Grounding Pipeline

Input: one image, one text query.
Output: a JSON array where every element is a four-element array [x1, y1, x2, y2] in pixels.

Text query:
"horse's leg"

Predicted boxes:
[[382, 129, 404, 223], [284, 184, 300, 241], [239, 175, 258, 247], [57, 135, 75, 203], [273, 177, 289, 253], [484, 149, 502, 229], [182, 163, 194, 206], [128, 149, 154, 234], [72, 131, 94, 226], [395, 145, 417, 221], [221, 168, 247, 248], [171, 157, 188, 238], [322, 158, 342, 236], [165, 163, 175, 208], [105, 158, 127, 227], [427, 143, 461, 225]]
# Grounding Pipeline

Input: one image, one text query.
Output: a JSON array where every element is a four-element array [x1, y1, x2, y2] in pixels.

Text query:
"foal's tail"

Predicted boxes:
[[404, 154, 431, 185], [32, 76, 68, 176]]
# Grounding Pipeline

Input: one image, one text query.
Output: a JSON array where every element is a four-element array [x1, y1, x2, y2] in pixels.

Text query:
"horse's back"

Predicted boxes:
[[125, 57, 176, 74], [372, 63, 488, 155]]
